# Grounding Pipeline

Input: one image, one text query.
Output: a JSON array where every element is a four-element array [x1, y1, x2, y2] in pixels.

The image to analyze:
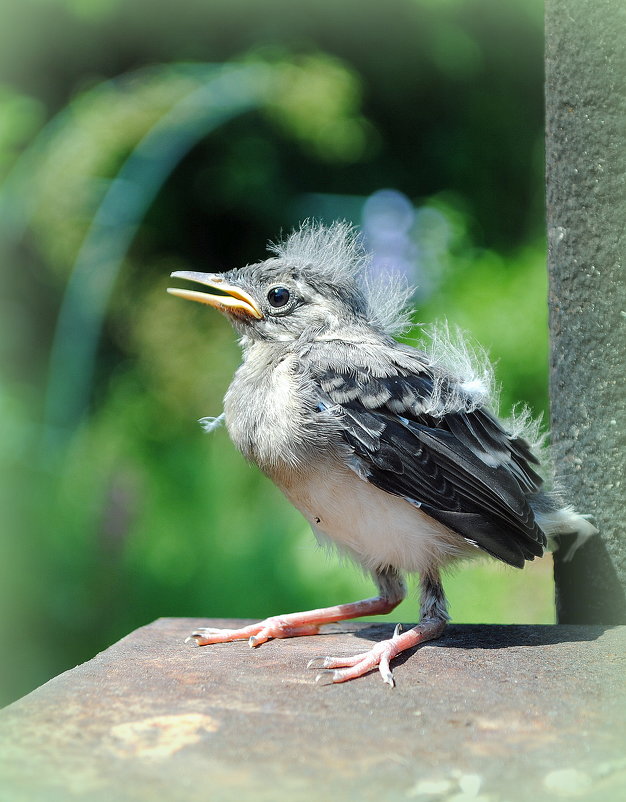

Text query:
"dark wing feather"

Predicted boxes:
[[307, 352, 546, 568]]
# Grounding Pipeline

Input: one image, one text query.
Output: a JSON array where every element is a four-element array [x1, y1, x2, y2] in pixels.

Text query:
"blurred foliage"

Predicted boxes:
[[0, 0, 551, 706]]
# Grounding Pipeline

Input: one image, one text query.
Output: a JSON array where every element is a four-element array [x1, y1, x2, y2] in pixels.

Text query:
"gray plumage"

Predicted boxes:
[[168, 221, 596, 685]]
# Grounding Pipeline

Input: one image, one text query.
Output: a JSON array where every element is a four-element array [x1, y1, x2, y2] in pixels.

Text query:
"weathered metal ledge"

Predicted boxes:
[[0, 619, 624, 801]]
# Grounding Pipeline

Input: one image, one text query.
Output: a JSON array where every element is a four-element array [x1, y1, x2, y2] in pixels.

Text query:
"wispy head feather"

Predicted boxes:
[[269, 220, 368, 285], [269, 220, 414, 336]]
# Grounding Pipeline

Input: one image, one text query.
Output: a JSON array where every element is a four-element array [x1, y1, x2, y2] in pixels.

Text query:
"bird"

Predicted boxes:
[[167, 221, 596, 686]]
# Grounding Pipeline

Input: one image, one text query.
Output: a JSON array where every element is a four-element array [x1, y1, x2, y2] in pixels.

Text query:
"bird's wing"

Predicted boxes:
[[303, 342, 545, 568]]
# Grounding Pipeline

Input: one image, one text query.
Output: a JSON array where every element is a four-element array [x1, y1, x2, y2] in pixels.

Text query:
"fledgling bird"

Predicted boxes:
[[167, 222, 596, 686]]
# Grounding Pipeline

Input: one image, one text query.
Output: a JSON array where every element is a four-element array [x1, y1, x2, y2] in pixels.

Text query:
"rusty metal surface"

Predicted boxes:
[[0, 619, 624, 801]]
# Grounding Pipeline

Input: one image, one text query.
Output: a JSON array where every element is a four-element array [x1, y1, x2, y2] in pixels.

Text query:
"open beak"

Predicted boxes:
[[167, 271, 263, 320]]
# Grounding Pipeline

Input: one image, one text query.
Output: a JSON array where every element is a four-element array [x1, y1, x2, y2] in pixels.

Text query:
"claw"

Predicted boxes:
[[248, 636, 258, 648], [393, 623, 403, 638], [307, 656, 331, 669], [315, 670, 337, 686], [379, 659, 396, 687]]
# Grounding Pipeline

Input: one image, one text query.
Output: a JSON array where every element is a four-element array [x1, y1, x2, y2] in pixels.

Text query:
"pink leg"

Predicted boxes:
[[188, 567, 406, 648], [188, 595, 400, 647]]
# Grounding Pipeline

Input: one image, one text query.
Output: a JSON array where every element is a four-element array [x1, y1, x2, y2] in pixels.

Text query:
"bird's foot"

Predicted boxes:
[[187, 617, 321, 648], [307, 618, 446, 687]]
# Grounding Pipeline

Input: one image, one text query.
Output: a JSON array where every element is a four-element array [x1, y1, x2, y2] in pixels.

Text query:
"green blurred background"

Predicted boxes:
[[0, 0, 553, 706]]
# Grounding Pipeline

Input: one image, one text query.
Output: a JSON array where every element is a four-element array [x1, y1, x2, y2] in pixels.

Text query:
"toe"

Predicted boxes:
[[307, 652, 369, 670], [326, 658, 377, 683], [187, 625, 255, 645]]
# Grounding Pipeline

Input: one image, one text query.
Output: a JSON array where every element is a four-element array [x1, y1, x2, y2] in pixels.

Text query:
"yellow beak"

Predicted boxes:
[[167, 272, 263, 320]]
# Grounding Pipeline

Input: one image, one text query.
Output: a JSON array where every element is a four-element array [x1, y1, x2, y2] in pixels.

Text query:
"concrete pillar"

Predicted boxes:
[[546, 0, 626, 623]]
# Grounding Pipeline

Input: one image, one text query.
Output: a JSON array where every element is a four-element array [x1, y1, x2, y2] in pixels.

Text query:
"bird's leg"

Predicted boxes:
[[309, 569, 449, 686], [188, 567, 406, 647]]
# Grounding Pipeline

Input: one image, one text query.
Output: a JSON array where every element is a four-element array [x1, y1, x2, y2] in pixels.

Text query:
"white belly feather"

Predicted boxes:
[[277, 464, 471, 575]]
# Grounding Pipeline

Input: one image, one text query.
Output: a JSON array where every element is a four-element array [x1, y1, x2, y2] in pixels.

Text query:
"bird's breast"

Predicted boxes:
[[223, 351, 328, 471]]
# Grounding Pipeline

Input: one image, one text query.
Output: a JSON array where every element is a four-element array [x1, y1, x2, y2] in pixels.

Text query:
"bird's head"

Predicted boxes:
[[167, 222, 413, 344]]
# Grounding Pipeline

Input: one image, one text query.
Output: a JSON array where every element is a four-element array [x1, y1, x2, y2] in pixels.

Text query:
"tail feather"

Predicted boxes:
[[532, 503, 599, 562]]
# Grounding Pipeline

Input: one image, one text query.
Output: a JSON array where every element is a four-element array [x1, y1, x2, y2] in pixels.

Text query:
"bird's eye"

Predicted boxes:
[[267, 286, 291, 308]]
